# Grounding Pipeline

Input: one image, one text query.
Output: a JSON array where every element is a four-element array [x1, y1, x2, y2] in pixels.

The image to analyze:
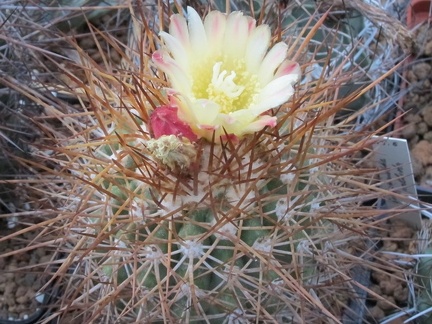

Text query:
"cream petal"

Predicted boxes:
[[190, 99, 221, 126], [227, 109, 256, 122], [204, 10, 227, 56], [258, 42, 288, 85], [159, 32, 189, 71], [169, 13, 190, 49], [219, 110, 255, 134], [170, 94, 197, 124], [152, 51, 192, 95], [246, 16, 256, 33], [275, 60, 301, 79], [241, 115, 277, 134], [218, 111, 275, 136], [224, 11, 255, 60], [187, 7, 208, 56], [245, 25, 271, 73], [250, 74, 299, 114]]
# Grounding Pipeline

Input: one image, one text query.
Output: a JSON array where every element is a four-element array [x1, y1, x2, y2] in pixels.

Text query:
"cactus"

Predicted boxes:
[[413, 247, 432, 323], [0, 1, 408, 323]]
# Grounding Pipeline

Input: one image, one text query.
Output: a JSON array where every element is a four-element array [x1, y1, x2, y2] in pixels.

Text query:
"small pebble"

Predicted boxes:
[[394, 285, 409, 304], [377, 296, 396, 311], [367, 306, 385, 321], [412, 62, 432, 80], [425, 40, 432, 56], [417, 122, 429, 135], [422, 105, 432, 126], [405, 113, 422, 124], [401, 123, 417, 139]]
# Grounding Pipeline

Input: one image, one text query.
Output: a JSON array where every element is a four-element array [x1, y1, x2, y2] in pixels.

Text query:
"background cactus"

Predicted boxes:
[[0, 1, 417, 323], [412, 246, 432, 323]]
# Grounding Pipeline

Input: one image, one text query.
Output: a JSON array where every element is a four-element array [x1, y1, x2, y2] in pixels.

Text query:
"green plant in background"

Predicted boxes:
[[411, 247, 432, 323], [0, 0, 414, 323]]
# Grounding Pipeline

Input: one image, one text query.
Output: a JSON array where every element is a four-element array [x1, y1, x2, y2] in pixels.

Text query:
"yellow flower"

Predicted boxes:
[[152, 7, 301, 141]]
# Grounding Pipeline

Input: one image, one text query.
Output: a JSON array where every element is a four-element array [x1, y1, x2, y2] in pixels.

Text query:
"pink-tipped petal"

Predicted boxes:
[[224, 11, 254, 59], [275, 60, 301, 79], [150, 105, 198, 142], [245, 25, 271, 73], [220, 110, 255, 134], [204, 10, 227, 56], [152, 51, 192, 95], [219, 133, 239, 143], [159, 32, 189, 71], [169, 14, 190, 49], [258, 42, 288, 85], [242, 115, 277, 133], [246, 16, 256, 33], [187, 7, 208, 56], [220, 110, 276, 136], [198, 124, 219, 131]]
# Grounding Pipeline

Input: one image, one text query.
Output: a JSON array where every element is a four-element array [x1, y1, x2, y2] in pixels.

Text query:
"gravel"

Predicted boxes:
[[365, 220, 418, 323], [400, 22, 432, 187], [0, 223, 54, 322]]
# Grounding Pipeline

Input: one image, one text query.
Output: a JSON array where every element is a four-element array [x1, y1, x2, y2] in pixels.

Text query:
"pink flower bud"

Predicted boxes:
[[150, 105, 198, 142]]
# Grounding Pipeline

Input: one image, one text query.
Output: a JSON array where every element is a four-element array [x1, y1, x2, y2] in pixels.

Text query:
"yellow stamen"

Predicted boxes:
[[191, 58, 259, 114]]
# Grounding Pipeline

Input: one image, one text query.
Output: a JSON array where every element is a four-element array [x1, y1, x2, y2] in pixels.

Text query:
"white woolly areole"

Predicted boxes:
[[270, 278, 285, 294], [280, 165, 296, 184], [275, 198, 289, 221], [177, 283, 206, 300], [225, 183, 256, 211], [143, 244, 164, 261], [160, 193, 184, 217], [252, 236, 273, 254], [182, 187, 207, 204], [225, 308, 248, 324], [210, 217, 238, 239], [297, 239, 313, 256], [178, 239, 204, 258], [131, 198, 146, 219], [310, 201, 320, 212]]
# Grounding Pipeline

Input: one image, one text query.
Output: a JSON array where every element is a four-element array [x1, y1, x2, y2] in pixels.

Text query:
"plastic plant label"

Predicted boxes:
[[373, 137, 422, 229]]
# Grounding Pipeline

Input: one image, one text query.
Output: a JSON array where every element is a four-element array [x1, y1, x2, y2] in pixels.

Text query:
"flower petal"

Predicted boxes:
[[159, 31, 189, 71], [204, 10, 227, 58], [224, 11, 255, 60], [169, 13, 190, 49], [150, 105, 198, 142], [152, 51, 192, 95], [245, 25, 271, 73], [219, 110, 255, 134], [258, 42, 288, 85], [241, 115, 277, 133], [218, 110, 275, 136], [275, 60, 301, 79], [190, 99, 221, 126], [251, 73, 300, 115], [187, 7, 208, 57]]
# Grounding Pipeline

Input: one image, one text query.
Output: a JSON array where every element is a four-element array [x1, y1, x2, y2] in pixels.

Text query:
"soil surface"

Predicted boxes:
[[0, 223, 54, 321], [400, 22, 432, 185], [365, 220, 418, 323]]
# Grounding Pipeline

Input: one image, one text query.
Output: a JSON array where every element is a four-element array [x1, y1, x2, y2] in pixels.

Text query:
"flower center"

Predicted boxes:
[[191, 58, 259, 114], [209, 62, 245, 102]]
